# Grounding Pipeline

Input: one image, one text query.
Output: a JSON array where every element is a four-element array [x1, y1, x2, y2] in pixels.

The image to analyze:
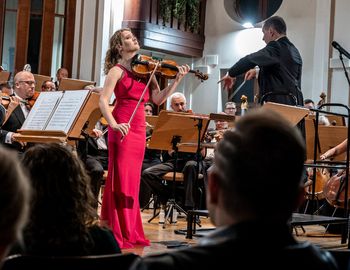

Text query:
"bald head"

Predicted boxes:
[[13, 71, 35, 99]]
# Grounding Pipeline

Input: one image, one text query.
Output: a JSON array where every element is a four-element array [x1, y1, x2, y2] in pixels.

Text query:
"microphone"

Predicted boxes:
[[332, 41, 350, 59]]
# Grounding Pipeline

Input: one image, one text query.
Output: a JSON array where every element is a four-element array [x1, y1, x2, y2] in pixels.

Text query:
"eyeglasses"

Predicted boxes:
[[19, 80, 36, 86], [225, 107, 236, 110], [174, 102, 185, 106]]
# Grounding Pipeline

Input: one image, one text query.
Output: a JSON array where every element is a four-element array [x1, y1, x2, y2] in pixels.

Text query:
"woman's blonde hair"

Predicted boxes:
[[103, 28, 131, 75]]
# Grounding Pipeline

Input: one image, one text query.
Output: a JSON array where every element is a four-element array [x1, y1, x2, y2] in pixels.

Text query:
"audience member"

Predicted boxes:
[[131, 108, 338, 270], [11, 143, 120, 256], [41, 80, 56, 92], [0, 146, 30, 262], [54, 67, 68, 90]]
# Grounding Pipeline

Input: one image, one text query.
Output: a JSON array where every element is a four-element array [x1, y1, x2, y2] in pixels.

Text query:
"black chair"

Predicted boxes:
[[329, 250, 350, 270], [1, 252, 140, 270]]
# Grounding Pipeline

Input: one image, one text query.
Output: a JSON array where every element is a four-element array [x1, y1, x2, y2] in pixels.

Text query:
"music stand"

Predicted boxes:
[[148, 110, 209, 228]]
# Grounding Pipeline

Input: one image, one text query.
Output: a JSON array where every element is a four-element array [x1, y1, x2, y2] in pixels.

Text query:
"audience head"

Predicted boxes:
[[56, 67, 68, 83], [41, 80, 56, 92], [170, 92, 187, 112], [207, 108, 305, 227], [104, 28, 137, 75], [21, 143, 98, 253], [0, 83, 13, 95], [144, 102, 155, 116], [0, 146, 30, 260], [304, 99, 315, 110], [224, 101, 237, 115], [13, 71, 35, 99]]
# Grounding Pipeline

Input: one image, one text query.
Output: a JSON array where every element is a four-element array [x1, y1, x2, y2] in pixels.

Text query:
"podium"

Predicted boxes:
[[16, 90, 101, 144]]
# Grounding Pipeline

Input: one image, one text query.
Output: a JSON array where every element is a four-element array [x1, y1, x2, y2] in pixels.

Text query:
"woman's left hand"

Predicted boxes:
[[175, 64, 190, 81]]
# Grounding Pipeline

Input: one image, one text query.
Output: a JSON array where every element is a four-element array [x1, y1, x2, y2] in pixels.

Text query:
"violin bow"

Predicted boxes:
[[120, 61, 160, 141]]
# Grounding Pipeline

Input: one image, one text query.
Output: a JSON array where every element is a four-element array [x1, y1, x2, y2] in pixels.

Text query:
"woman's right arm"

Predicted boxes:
[[99, 66, 130, 136], [320, 139, 348, 160]]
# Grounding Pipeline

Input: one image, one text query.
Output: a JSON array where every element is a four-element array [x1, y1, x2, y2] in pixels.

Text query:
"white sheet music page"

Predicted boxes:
[[45, 90, 90, 133], [21, 91, 63, 130]]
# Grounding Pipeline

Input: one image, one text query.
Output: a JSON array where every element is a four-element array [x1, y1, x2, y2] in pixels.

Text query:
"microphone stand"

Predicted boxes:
[[339, 53, 350, 88]]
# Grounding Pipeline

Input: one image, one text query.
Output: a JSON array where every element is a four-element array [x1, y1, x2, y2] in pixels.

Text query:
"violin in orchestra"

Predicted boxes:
[[131, 54, 209, 82]]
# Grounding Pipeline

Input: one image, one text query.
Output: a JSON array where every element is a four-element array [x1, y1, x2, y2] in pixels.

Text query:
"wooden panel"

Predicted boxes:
[[318, 125, 348, 161], [62, 0, 76, 75], [123, 21, 204, 57], [39, 0, 55, 75], [123, 0, 206, 58], [15, 0, 31, 74]]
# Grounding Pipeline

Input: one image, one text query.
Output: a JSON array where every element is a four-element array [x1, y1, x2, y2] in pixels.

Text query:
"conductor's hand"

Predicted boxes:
[[112, 123, 130, 137], [218, 74, 236, 91], [244, 69, 257, 81]]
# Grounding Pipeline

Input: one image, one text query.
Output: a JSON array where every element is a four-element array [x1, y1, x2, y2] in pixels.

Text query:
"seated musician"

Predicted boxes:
[[140, 102, 162, 208], [41, 80, 56, 92], [0, 71, 36, 152], [141, 92, 203, 216]]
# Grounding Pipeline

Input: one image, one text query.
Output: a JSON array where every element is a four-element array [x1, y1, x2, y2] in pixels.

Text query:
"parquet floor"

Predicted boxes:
[[122, 208, 350, 256]]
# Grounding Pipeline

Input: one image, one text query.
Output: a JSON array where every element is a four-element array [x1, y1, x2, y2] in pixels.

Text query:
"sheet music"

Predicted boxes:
[[21, 91, 63, 130], [45, 90, 90, 133]]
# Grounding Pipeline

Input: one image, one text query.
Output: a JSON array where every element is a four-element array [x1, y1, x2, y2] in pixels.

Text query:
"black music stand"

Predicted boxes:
[[148, 110, 209, 228]]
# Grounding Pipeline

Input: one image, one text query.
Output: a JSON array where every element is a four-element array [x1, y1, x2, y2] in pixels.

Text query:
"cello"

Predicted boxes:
[[323, 170, 349, 208]]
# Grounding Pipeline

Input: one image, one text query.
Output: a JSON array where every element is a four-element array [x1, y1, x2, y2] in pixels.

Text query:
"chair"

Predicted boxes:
[[329, 250, 350, 270], [1, 252, 140, 270]]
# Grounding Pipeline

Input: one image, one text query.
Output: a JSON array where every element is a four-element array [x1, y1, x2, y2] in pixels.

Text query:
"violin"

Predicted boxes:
[[131, 54, 209, 81], [25, 91, 40, 109], [317, 92, 326, 108]]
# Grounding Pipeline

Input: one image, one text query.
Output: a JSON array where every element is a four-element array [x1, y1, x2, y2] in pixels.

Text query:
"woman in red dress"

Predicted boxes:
[[99, 28, 189, 248]]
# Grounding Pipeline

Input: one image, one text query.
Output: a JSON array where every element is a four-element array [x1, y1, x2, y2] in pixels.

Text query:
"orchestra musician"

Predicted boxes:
[[141, 92, 202, 215], [0, 71, 37, 153], [140, 102, 162, 209]]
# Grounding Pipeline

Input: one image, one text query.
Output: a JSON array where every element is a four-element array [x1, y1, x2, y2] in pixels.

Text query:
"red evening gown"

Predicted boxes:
[[100, 64, 150, 249]]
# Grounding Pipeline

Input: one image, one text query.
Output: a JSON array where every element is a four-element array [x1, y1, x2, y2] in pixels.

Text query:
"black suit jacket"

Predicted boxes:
[[130, 221, 337, 270], [228, 36, 303, 106], [0, 106, 26, 151]]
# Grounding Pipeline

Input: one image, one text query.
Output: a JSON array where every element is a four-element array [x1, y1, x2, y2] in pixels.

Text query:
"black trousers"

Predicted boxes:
[[141, 159, 201, 208]]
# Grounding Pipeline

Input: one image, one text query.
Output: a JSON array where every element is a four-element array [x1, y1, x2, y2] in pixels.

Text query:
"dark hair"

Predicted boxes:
[[213, 108, 305, 221], [144, 102, 155, 110], [304, 99, 314, 104], [0, 82, 11, 90], [21, 143, 98, 255], [263, 16, 287, 35], [0, 147, 30, 247]]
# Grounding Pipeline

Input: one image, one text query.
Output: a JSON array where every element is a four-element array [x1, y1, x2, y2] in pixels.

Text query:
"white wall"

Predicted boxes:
[[72, 0, 350, 113]]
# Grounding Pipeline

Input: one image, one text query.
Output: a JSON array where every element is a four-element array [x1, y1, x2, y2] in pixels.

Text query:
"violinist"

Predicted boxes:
[[98, 28, 189, 248], [0, 71, 36, 152]]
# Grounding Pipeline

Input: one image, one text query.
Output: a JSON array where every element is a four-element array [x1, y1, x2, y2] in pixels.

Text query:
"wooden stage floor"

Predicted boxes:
[[122, 209, 350, 256]]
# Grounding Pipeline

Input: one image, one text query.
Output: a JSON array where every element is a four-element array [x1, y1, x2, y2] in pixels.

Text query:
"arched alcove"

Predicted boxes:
[[224, 0, 283, 25]]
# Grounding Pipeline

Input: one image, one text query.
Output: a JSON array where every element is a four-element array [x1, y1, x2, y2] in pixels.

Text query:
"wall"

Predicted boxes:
[[72, 0, 350, 114]]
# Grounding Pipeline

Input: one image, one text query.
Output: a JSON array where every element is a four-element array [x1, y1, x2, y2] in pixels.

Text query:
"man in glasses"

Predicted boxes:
[[142, 92, 202, 223], [0, 71, 36, 152]]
